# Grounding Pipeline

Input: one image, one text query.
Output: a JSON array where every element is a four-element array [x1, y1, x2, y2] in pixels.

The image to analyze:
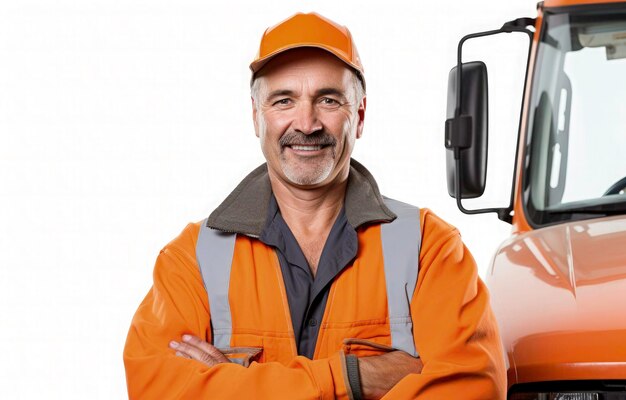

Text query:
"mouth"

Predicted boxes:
[[288, 144, 326, 151], [283, 143, 332, 157]]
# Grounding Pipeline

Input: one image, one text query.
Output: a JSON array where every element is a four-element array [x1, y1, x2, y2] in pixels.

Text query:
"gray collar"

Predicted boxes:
[[206, 158, 396, 237]]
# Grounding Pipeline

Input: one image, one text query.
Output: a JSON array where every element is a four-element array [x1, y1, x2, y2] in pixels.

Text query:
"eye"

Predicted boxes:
[[319, 97, 342, 108], [272, 98, 292, 106]]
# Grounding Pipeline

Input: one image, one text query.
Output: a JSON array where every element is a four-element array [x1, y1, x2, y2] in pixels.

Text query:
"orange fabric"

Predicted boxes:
[[250, 12, 364, 80], [124, 209, 506, 399]]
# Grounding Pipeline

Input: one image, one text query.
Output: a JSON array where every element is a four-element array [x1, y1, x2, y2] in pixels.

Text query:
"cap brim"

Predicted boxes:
[[249, 43, 363, 76]]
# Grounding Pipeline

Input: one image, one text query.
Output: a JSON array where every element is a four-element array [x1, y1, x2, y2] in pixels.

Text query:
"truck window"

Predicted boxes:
[[525, 10, 626, 226]]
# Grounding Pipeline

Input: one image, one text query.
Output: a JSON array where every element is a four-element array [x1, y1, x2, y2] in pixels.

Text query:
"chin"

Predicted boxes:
[[284, 173, 329, 187], [281, 162, 334, 187]]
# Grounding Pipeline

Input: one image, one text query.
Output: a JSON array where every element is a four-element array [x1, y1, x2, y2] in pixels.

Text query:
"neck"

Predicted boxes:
[[268, 167, 348, 235]]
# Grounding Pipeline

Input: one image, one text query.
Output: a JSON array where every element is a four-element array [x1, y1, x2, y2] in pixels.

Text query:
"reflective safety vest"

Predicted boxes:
[[195, 198, 421, 365]]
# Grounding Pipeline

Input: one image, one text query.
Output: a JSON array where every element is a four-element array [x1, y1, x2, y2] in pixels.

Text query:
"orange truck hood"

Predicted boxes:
[[544, 0, 626, 7], [487, 214, 626, 386]]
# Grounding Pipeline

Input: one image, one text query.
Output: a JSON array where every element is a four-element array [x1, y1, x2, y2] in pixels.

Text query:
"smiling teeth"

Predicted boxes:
[[291, 145, 322, 151]]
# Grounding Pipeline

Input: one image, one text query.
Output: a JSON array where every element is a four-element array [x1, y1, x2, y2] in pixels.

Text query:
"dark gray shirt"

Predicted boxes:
[[206, 160, 397, 357], [259, 195, 358, 359]]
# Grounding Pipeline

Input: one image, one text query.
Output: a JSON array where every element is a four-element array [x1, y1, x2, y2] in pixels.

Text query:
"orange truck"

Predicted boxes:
[[444, 0, 626, 398]]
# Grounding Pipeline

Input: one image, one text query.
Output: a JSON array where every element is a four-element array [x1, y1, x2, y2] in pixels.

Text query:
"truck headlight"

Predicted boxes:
[[509, 392, 626, 400], [509, 380, 626, 399], [510, 393, 601, 399]]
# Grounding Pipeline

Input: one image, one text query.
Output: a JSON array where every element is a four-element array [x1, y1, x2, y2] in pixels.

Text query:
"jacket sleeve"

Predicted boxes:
[[123, 222, 348, 400], [383, 209, 507, 399]]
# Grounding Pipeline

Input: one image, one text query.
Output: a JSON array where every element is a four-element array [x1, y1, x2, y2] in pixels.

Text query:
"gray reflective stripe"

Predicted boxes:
[[195, 198, 421, 355], [195, 219, 237, 349], [381, 198, 421, 357]]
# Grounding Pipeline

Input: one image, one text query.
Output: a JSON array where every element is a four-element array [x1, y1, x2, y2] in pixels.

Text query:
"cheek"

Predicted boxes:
[[262, 111, 292, 134], [321, 111, 352, 133], [335, 114, 358, 143]]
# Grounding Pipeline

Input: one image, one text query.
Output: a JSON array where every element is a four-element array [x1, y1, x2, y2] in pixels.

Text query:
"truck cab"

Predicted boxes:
[[445, 0, 626, 398]]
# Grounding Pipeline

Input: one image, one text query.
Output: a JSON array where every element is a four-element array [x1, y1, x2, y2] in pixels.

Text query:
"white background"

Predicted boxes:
[[0, 0, 535, 398]]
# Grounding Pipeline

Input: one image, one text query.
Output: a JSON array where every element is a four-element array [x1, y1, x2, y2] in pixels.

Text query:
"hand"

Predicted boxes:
[[359, 351, 423, 399], [169, 334, 230, 367]]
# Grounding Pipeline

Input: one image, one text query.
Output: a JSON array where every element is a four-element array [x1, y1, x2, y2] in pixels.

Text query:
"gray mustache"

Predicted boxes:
[[279, 131, 337, 147]]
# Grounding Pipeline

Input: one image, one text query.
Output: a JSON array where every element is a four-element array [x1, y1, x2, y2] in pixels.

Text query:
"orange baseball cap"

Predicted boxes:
[[250, 12, 365, 86]]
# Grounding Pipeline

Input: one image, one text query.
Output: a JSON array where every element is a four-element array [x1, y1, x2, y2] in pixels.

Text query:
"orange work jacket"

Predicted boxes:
[[124, 160, 506, 399]]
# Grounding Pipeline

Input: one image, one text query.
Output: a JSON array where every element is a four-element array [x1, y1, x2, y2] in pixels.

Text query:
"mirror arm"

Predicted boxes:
[[451, 18, 535, 224], [501, 17, 537, 33], [445, 115, 472, 159], [456, 20, 535, 115], [454, 157, 513, 222]]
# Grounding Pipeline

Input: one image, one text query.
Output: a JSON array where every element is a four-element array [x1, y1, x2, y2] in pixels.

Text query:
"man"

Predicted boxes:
[[124, 12, 506, 399]]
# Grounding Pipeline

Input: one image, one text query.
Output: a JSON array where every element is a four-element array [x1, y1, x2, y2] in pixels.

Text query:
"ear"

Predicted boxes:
[[355, 96, 366, 139], [252, 97, 260, 138]]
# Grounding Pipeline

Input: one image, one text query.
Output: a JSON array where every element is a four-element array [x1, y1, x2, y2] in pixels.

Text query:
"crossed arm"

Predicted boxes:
[[169, 333, 422, 399], [123, 211, 506, 399]]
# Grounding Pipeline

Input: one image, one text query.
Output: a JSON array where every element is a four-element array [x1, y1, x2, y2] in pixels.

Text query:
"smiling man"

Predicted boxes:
[[124, 12, 506, 399]]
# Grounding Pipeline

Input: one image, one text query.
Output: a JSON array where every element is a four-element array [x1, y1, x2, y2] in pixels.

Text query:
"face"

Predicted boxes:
[[252, 48, 366, 188]]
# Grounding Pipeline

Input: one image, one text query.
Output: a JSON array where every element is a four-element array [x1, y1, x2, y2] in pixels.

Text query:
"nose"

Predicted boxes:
[[292, 102, 323, 135]]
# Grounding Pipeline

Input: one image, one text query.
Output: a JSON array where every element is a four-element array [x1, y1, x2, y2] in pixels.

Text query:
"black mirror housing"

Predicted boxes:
[[443, 18, 534, 223], [445, 61, 488, 199]]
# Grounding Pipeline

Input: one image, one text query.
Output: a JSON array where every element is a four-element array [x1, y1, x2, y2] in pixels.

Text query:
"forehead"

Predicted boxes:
[[256, 48, 354, 93]]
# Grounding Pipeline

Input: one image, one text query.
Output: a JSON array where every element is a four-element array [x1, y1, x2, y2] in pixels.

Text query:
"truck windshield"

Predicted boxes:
[[525, 7, 626, 226]]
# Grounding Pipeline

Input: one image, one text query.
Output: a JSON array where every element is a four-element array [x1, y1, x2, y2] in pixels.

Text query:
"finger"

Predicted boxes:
[[182, 334, 230, 363], [169, 340, 221, 367]]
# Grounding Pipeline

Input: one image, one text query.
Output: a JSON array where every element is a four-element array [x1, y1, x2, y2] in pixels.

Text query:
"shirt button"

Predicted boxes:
[[308, 318, 317, 327]]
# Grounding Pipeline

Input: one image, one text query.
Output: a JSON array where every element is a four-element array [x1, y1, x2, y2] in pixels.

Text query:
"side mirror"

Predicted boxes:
[[443, 18, 535, 223], [445, 61, 488, 198]]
